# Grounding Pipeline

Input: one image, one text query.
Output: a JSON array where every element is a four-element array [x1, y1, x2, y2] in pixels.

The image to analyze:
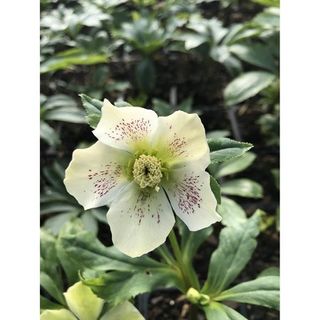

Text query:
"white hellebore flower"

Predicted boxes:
[[64, 100, 222, 257]]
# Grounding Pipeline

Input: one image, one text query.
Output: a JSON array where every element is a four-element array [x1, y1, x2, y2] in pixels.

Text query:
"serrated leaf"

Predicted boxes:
[[57, 219, 163, 273], [215, 152, 256, 178], [221, 179, 263, 198], [224, 71, 275, 107], [82, 268, 179, 306], [203, 212, 261, 294], [208, 138, 253, 164], [79, 94, 103, 128]]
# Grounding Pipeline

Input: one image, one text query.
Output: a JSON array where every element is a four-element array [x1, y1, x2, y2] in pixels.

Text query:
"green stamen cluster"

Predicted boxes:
[[133, 154, 163, 190]]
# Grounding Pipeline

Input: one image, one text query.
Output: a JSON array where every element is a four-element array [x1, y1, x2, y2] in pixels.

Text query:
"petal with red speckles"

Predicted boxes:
[[153, 111, 210, 169], [107, 183, 175, 257], [163, 165, 221, 231], [93, 99, 158, 152], [64, 141, 131, 210]]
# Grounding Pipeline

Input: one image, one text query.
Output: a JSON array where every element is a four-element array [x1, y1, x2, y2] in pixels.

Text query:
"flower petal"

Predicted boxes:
[[100, 301, 144, 320], [164, 165, 222, 231], [40, 309, 77, 320], [64, 141, 130, 210], [153, 111, 210, 169], [93, 99, 158, 152], [64, 282, 104, 320], [107, 183, 175, 257]]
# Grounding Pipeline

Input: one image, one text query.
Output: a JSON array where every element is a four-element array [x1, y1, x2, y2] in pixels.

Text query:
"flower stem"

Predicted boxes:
[[168, 229, 200, 291], [156, 245, 176, 266]]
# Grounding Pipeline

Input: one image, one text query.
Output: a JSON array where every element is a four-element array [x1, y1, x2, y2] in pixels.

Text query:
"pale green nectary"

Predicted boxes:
[[64, 99, 222, 257]]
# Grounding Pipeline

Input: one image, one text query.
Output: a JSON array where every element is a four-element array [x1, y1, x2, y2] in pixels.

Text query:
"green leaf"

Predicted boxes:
[[179, 222, 213, 265], [221, 179, 263, 198], [83, 268, 179, 306], [40, 229, 62, 287], [208, 138, 253, 164], [210, 176, 221, 204], [40, 272, 66, 305], [203, 212, 261, 294], [258, 267, 280, 278], [79, 94, 103, 129], [229, 43, 276, 72], [40, 121, 60, 146], [44, 212, 79, 235], [224, 71, 276, 107], [101, 301, 144, 320], [217, 197, 247, 227], [135, 58, 156, 93], [41, 48, 107, 73], [152, 98, 172, 116], [40, 296, 64, 311], [215, 152, 256, 178], [81, 212, 99, 235], [206, 130, 230, 139], [204, 301, 247, 320], [216, 276, 280, 310], [251, 0, 279, 7], [57, 219, 163, 273]]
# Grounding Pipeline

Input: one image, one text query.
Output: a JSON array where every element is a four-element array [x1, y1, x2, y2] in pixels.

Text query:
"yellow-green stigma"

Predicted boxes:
[[133, 154, 163, 191]]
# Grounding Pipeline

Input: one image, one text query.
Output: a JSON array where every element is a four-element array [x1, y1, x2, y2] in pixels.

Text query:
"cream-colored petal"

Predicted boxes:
[[64, 282, 104, 320], [107, 183, 175, 257], [93, 99, 158, 152], [164, 165, 221, 231], [153, 111, 210, 169], [64, 141, 131, 210], [100, 301, 144, 320], [40, 309, 77, 320]]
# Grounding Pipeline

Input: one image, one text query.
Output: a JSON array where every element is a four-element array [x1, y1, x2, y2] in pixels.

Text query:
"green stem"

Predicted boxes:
[[156, 245, 176, 266], [168, 229, 200, 291]]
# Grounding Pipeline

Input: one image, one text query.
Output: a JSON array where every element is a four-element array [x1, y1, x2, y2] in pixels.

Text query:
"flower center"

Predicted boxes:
[[133, 154, 163, 190]]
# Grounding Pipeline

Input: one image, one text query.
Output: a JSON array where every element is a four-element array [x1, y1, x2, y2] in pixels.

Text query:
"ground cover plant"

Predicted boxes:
[[40, 1, 280, 319]]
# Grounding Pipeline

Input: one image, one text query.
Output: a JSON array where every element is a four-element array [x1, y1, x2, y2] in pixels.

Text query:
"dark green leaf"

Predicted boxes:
[[229, 43, 276, 72], [79, 94, 103, 129], [224, 71, 275, 107], [82, 268, 180, 306], [221, 179, 263, 198], [40, 121, 60, 146], [57, 219, 163, 273], [208, 138, 253, 164], [204, 301, 247, 320], [210, 176, 221, 204], [135, 58, 156, 93], [217, 197, 247, 227], [215, 152, 256, 178], [40, 272, 66, 305], [40, 48, 107, 73], [203, 212, 261, 294], [216, 276, 280, 310]]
